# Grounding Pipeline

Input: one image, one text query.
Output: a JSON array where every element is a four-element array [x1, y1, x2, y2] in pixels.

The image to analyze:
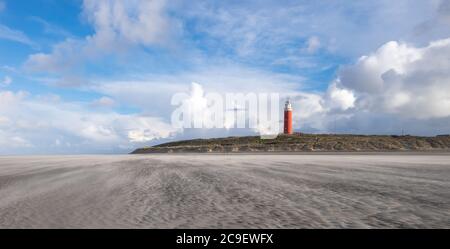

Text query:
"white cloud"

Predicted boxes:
[[181, 0, 445, 59], [1, 76, 11, 87], [325, 81, 355, 111], [127, 116, 175, 142], [0, 24, 35, 47], [25, 39, 86, 74], [339, 41, 422, 93], [338, 38, 450, 119], [304, 36, 321, 54], [0, 91, 27, 107], [0, 65, 17, 73], [89, 65, 316, 136], [83, 0, 170, 48], [290, 93, 325, 120], [0, 3, 33, 47], [0, 131, 32, 149], [30, 16, 73, 38], [90, 59, 450, 136], [272, 56, 316, 69], [25, 0, 173, 75], [5, 1, 450, 154], [92, 64, 303, 117], [0, 90, 178, 154], [7, 36, 450, 154], [91, 96, 115, 108]]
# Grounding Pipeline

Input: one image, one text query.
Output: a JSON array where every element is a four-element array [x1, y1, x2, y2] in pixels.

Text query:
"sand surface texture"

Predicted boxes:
[[0, 154, 449, 228]]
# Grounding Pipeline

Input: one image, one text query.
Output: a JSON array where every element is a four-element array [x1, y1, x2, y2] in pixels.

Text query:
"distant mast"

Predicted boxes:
[[284, 99, 293, 134]]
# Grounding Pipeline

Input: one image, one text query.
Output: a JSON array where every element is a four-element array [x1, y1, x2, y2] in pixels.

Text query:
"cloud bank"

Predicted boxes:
[[339, 38, 450, 119], [1, 0, 450, 154], [25, 0, 174, 77], [0, 90, 177, 154]]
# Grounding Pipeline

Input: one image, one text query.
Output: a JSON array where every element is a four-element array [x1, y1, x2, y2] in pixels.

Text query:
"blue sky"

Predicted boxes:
[[1, 0, 450, 154]]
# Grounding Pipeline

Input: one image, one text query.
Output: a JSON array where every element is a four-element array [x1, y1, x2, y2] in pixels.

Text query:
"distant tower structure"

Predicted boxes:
[[284, 99, 293, 134]]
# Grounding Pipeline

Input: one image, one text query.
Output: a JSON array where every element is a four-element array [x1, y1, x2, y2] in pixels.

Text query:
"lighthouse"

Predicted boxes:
[[284, 99, 293, 134]]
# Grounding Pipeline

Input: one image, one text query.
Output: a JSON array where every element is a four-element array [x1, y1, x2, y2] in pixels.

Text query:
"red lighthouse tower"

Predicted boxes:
[[284, 99, 293, 134]]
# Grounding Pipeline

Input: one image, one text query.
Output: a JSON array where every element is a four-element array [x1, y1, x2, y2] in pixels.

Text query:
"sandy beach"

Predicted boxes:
[[0, 154, 449, 228]]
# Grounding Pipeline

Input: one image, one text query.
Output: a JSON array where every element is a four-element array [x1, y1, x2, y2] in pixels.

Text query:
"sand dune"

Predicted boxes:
[[0, 154, 449, 228]]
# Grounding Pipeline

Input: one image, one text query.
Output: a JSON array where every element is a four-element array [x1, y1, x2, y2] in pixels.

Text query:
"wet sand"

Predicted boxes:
[[0, 154, 449, 228]]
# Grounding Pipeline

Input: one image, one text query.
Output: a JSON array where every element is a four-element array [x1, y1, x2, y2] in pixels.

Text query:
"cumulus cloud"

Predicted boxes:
[[83, 0, 170, 48], [94, 38, 450, 137], [0, 90, 178, 154], [5, 1, 450, 155], [25, 0, 173, 76], [247, 37, 450, 135], [7, 34, 450, 154], [339, 41, 422, 93], [325, 81, 355, 111], [338, 38, 450, 119], [90, 65, 314, 136], [93, 64, 303, 117], [127, 116, 175, 143], [26, 39, 84, 74]]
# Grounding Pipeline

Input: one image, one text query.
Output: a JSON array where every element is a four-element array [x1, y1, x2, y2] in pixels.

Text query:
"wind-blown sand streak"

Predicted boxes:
[[0, 154, 449, 228]]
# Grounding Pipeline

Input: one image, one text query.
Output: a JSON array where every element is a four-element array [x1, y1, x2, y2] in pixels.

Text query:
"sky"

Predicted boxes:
[[1, 0, 450, 154]]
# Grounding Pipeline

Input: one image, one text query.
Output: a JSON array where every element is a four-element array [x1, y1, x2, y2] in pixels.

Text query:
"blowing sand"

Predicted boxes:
[[0, 154, 449, 228]]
